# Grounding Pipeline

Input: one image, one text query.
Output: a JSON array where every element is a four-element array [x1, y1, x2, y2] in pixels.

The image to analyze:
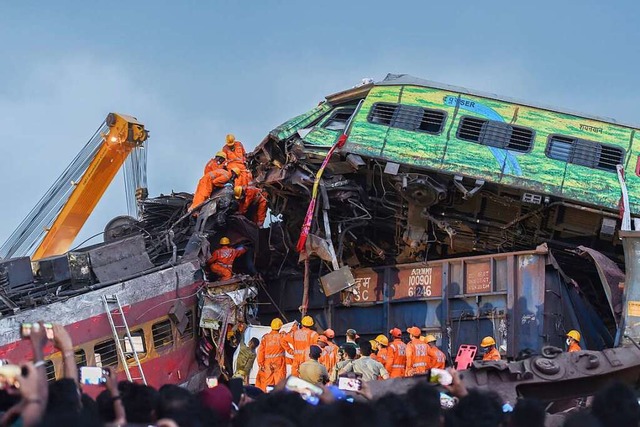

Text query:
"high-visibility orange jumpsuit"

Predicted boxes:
[[386, 339, 407, 378], [482, 347, 501, 361], [568, 342, 581, 352], [377, 346, 389, 367], [238, 187, 268, 227], [323, 341, 339, 374], [206, 245, 247, 280], [204, 158, 227, 176], [426, 345, 446, 369], [282, 327, 318, 376], [190, 169, 232, 210], [256, 330, 286, 391], [234, 168, 253, 187], [223, 141, 246, 169], [405, 338, 429, 376]]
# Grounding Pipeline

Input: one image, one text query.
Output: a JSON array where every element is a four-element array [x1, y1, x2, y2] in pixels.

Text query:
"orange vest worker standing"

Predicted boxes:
[[386, 328, 407, 378], [405, 327, 428, 376], [206, 237, 247, 280], [323, 329, 339, 374], [282, 316, 318, 376], [222, 134, 246, 169], [424, 335, 446, 369], [256, 318, 287, 391]]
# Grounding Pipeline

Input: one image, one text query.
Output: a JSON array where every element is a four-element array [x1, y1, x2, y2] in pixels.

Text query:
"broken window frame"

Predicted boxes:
[[321, 106, 358, 132], [545, 134, 624, 172], [456, 116, 535, 153], [367, 102, 447, 135], [94, 339, 119, 368]]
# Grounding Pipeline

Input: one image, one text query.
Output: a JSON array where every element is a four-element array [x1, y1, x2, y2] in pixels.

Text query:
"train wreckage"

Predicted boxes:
[[1, 74, 640, 407]]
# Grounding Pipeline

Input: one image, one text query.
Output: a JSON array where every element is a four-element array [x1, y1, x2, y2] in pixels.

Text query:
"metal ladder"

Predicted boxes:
[[102, 294, 147, 384]]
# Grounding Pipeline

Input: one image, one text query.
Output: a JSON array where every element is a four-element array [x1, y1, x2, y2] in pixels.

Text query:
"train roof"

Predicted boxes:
[[328, 73, 640, 131]]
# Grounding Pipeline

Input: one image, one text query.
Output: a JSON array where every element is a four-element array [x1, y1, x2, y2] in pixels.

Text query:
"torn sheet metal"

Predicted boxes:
[[577, 245, 624, 321]]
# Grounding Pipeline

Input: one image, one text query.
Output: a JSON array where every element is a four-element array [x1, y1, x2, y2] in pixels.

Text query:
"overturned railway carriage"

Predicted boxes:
[[252, 74, 638, 357]]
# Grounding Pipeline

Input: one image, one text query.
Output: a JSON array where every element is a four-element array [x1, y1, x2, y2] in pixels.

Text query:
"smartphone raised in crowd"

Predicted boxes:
[[337, 376, 362, 392], [80, 367, 108, 385], [20, 323, 54, 340], [206, 377, 219, 388], [284, 376, 323, 405]]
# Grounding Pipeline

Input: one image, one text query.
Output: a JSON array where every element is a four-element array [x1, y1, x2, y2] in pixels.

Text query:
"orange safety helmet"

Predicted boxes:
[[219, 237, 230, 245], [407, 326, 422, 338], [390, 328, 402, 338], [317, 335, 328, 344], [226, 134, 236, 146], [324, 329, 335, 339]]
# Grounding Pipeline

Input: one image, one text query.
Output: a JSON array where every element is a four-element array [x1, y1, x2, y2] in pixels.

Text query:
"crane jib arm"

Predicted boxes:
[[32, 113, 149, 260]]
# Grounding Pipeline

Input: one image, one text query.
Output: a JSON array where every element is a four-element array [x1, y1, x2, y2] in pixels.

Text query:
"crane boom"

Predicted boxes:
[[0, 113, 149, 260]]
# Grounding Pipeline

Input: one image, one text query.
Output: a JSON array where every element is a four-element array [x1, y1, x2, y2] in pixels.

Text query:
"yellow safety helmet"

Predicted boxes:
[[230, 167, 242, 176], [233, 186, 244, 200], [270, 318, 283, 331], [219, 237, 230, 245], [566, 330, 581, 342], [301, 316, 314, 327], [215, 151, 227, 160], [369, 340, 379, 351], [425, 334, 437, 344], [226, 134, 236, 146], [480, 336, 496, 348], [375, 335, 389, 347]]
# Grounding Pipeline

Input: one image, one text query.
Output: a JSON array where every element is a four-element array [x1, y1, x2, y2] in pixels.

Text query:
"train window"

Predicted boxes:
[[44, 360, 56, 382], [322, 107, 357, 131], [125, 329, 147, 357], [457, 117, 534, 153], [181, 310, 195, 340], [546, 135, 624, 172], [152, 319, 174, 350], [74, 349, 87, 367], [94, 339, 119, 367], [368, 103, 446, 134]]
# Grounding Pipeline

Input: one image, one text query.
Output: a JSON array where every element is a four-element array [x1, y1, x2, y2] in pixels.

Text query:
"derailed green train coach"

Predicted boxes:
[[251, 74, 640, 360]]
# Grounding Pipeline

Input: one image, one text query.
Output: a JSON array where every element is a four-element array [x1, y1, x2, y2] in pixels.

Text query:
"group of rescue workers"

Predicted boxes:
[[191, 134, 268, 281], [233, 315, 585, 390], [199, 135, 586, 389]]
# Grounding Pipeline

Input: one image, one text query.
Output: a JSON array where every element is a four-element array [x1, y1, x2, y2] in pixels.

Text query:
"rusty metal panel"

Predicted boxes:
[[465, 261, 492, 294], [351, 268, 384, 303], [391, 265, 443, 300]]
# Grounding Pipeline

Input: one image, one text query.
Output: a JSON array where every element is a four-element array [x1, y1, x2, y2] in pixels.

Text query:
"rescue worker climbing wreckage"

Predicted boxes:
[[405, 326, 428, 376], [282, 316, 319, 376], [189, 166, 232, 212], [386, 328, 407, 378], [234, 185, 268, 228], [566, 329, 582, 352], [480, 336, 502, 361], [207, 237, 247, 281], [255, 318, 287, 391], [203, 150, 228, 175]]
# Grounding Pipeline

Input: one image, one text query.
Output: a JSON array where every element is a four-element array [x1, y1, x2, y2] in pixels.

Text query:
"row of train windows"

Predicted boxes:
[[43, 311, 194, 381], [365, 102, 625, 172]]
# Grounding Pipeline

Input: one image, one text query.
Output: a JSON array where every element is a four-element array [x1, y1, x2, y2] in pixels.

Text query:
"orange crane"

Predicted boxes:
[[0, 113, 149, 260]]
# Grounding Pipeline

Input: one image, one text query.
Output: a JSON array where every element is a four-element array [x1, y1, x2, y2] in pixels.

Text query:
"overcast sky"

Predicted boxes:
[[1, 1, 639, 252]]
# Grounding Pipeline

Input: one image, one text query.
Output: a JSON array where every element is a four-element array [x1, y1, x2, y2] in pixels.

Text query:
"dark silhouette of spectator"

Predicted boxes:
[[591, 381, 640, 427], [510, 398, 545, 427]]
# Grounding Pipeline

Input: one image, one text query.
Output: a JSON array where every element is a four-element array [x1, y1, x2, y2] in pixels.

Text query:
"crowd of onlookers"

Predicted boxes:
[[1, 322, 639, 427]]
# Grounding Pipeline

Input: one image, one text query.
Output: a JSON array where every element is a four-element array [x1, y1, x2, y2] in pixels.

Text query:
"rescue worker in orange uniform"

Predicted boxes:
[[255, 318, 287, 391], [369, 340, 380, 362], [189, 168, 233, 212], [405, 326, 429, 376], [234, 186, 268, 228], [424, 335, 446, 369], [374, 335, 389, 367], [317, 335, 333, 371], [386, 328, 407, 378], [566, 330, 582, 352], [480, 336, 501, 361], [204, 151, 228, 176], [229, 166, 253, 188], [206, 237, 247, 280], [323, 329, 339, 374], [282, 316, 319, 376], [222, 134, 246, 169]]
